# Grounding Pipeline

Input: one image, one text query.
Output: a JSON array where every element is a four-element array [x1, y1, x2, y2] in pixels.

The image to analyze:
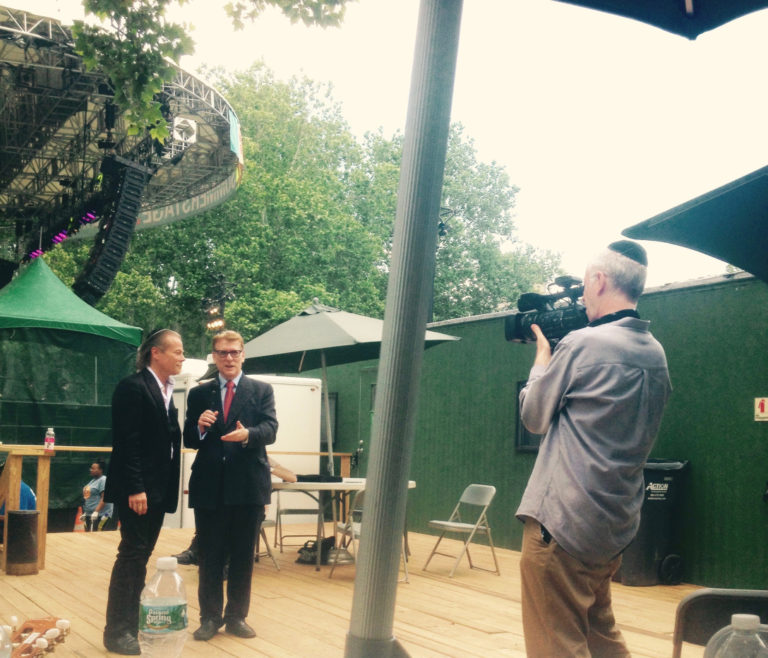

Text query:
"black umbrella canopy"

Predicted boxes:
[[240, 303, 458, 477], [242, 303, 459, 374], [622, 164, 768, 283], [555, 0, 768, 39]]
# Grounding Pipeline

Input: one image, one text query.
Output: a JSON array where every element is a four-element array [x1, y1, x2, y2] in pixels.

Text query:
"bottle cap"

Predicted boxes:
[[157, 556, 178, 570], [732, 614, 761, 630]]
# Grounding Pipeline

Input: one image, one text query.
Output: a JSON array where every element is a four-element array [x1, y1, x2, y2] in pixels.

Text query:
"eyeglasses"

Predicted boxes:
[[213, 349, 242, 359]]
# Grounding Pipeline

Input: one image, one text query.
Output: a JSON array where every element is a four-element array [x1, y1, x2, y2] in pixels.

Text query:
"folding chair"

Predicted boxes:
[[672, 588, 768, 658], [422, 483, 500, 578], [273, 490, 323, 553], [328, 489, 409, 582], [256, 519, 279, 570]]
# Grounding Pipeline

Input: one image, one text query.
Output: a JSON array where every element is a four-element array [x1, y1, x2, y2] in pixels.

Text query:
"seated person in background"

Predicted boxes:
[[82, 460, 114, 531], [173, 456, 296, 565], [268, 457, 298, 484]]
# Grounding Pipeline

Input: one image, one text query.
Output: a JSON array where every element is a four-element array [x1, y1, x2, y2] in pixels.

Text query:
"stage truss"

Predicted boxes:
[[0, 5, 242, 276]]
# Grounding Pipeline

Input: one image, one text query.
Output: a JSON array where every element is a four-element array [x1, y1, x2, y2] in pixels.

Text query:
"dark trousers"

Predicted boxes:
[[195, 504, 265, 625], [105, 503, 165, 637]]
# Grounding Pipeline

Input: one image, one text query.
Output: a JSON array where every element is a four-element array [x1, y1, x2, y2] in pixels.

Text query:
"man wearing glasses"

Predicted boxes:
[[184, 330, 278, 642]]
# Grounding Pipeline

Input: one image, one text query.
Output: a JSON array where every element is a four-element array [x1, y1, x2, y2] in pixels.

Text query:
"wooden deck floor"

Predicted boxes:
[[0, 525, 705, 657]]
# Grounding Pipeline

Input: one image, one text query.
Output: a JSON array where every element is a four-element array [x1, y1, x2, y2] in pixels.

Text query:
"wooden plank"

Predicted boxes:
[[1, 454, 22, 572], [0, 526, 707, 657], [35, 455, 51, 570]]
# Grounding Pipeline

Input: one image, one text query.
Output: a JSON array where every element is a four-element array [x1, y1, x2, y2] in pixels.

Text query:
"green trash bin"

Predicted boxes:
[[617, 459, 688, 587]]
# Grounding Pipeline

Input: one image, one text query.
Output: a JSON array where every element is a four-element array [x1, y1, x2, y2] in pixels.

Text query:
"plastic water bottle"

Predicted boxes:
[[0, 624, 11, 658], [138, 557, 187, 657], [44, 427, 55, 452], [704, 614, 768, 658]]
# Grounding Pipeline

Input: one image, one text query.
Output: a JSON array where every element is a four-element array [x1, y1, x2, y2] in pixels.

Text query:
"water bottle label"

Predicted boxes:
[[139, 603, 187, 633]]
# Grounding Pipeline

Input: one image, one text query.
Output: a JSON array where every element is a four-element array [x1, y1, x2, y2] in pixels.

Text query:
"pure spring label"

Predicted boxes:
[[139, 603, 188, 633]]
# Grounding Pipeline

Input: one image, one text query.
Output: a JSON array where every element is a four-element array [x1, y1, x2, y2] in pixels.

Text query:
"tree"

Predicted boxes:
[[49, 64, 560, 353], [72, 0, 354, 140], [73, 0, 195, 142], [349, 124, 561, 321], [51, 64, 384, 355], [226, 0, 352, 29]]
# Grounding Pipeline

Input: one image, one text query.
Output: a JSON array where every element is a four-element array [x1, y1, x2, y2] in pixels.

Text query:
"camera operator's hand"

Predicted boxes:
[[531, 324, 552, 367]]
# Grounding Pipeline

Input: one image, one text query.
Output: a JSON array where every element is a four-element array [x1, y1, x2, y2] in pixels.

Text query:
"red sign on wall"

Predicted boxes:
[[756, 398, 768, 421]]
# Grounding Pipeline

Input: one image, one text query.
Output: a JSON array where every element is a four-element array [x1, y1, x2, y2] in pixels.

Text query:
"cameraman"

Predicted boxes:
[[516, 240, 671, 657]]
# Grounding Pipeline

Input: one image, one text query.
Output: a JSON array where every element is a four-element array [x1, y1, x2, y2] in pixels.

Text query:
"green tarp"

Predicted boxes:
[[0, 257, 140, 515], [0, 258, 141, 345]]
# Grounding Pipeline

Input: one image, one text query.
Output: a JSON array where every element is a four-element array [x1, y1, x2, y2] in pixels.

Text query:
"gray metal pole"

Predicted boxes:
[[321, 351, 335, 476], [345, 1, 463, 656]]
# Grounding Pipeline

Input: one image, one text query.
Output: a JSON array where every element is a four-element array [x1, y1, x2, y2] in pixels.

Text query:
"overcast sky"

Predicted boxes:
[[24, 0, 768, 287]]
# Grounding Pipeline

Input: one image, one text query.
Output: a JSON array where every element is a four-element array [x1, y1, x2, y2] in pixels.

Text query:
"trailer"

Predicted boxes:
[[168, 370, 322, 529]]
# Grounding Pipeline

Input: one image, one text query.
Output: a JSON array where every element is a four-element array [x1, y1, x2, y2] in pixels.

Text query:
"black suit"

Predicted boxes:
[[184, 375, 278, 625], [104, 369, 181, 637]]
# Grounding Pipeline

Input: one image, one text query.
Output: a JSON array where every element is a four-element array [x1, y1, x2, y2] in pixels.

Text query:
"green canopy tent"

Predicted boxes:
[[0, 257, 142, 344], [0, 257, 141, 523]]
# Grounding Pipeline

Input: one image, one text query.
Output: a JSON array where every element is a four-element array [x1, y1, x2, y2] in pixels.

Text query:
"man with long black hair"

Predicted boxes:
[[103, 329, 184, 655]]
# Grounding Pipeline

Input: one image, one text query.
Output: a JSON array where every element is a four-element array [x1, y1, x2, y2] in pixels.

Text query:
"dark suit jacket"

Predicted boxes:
[[104, 369, 182, 513], [184, 375, 278, 509]]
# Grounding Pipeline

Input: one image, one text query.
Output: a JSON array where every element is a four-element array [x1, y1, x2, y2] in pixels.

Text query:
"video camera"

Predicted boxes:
[[504, 275, 588, 346]]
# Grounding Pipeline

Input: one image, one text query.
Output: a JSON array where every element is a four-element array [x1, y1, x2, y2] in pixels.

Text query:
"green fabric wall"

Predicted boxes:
[[323, 275, 768, 588], [0, 330, 135, 510], [639, 277, 768, 587]]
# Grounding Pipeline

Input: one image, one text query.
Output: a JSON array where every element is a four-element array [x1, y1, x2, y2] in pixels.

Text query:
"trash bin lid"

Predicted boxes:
[[644, 458, 689, 471]]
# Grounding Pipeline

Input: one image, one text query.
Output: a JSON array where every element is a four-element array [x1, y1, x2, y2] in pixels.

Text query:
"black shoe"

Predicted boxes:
[[103, 631, 140, 655], [193, 619, 220, 641], [173, 549, 198, 565], [225, 618, 256, 638]]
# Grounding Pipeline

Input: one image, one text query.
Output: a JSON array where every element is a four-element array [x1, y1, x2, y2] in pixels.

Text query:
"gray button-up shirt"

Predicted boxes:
[[516, 317, 671, 565]]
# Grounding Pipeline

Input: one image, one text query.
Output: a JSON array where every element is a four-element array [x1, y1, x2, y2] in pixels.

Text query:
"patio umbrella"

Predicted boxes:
[[242, 302, 459, 474], [622, 164, 768, 284], [555, 0, 768, 39]]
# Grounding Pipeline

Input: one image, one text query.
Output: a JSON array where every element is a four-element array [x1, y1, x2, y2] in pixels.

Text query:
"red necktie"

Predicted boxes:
[[223, 380, 235, 423]]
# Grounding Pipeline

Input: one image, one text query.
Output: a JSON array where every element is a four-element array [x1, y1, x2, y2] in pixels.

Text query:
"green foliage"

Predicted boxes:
[[73, 0, 195, 141], [70, 0, 351, 140], [51, 64, 560, 356], [349, 124, 562, 320], [43, 243, 88, 286], [226, 0, 354, 28]]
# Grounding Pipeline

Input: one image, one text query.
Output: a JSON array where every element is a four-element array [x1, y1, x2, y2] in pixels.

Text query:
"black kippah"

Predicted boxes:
[[608, 240, 647, 266], [144, 328, 171, 344]]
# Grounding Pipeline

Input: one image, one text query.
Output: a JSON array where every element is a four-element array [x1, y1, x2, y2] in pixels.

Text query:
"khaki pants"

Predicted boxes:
[[520, 518, 631, 658]]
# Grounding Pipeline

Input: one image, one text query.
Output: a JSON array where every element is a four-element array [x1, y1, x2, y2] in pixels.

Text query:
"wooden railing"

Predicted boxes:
[[0, 445, 351, 572], [0, 445, 54, 572], [267, 451, 352, 478]]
